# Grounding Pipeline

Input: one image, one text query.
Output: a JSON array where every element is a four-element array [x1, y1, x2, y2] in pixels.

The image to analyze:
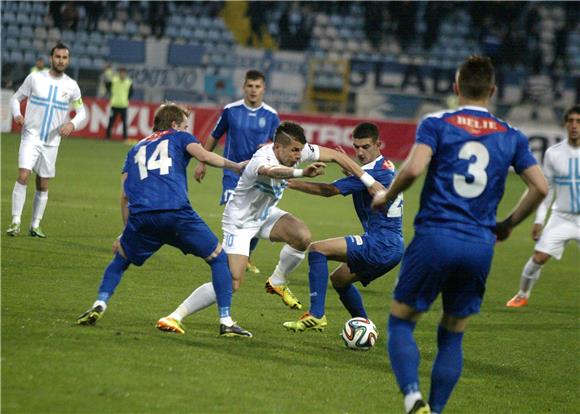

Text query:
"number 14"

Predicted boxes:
[[134, 140, 173, 180]]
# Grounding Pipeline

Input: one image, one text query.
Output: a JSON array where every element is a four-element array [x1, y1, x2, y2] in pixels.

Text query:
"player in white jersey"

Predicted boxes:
[[155, 121, 386, 335], [7, 43, 86, 238], [507, 105, 580, 307]]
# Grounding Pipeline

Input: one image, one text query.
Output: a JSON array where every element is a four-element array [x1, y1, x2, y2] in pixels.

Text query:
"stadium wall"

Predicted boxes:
[[6, 94, 566, 162]]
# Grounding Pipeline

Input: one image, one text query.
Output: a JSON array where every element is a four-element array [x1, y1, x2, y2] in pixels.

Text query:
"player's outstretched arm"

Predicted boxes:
[[193, 136, 220, 182], [496, 164, 548, 241], [372, 144, 432, 209], [318, 146, 385, 195], [287, 180, 340, 197], [120, 173, 129, 226], [259, 162, 326, 179], [187, 142, 244, 173]]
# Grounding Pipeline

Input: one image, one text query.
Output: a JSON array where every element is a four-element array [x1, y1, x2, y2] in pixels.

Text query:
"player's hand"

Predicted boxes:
[[303, 162, 326, 177], [371, 189, 388, 209], [367, 181, 386, 197], [335, 146, 351, 176], [531, 223, 543, 241], [112, 235, 121, 254], [233, 160, 249, 175], [194, 162, 207, 183], [14, 115, 24, 126], [495, 220, 513, 242], [59, 122, 75, 136]]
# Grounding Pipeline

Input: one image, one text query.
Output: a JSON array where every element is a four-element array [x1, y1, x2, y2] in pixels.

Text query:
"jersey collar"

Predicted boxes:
[[458, 105, 489, 113], [362, 155, 384, 170], [243, 101, 264, 111]]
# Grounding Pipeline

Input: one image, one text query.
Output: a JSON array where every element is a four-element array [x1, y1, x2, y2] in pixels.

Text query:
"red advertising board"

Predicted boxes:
[[12, 97, 417, 160]]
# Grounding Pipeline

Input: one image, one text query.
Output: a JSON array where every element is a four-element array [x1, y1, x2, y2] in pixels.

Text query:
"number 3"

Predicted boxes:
[[134, 140, 173, 180], [453, 142, 489, 198]]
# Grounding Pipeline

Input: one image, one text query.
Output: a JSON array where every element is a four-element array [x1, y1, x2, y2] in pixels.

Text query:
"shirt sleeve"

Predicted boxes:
[[333, 168, 394, 195], [512, 131, 538, 174], [415, 117, 439, 153], [10, 74, 33, 117], [299, 143, 320, 163], [244, 153, 274, 178], [211, 108, 229, 140]]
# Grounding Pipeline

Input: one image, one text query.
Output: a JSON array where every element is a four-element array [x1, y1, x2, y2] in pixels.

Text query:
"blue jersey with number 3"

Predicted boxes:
[[415, 105, 537, 243], [123, 129, 199, 214]]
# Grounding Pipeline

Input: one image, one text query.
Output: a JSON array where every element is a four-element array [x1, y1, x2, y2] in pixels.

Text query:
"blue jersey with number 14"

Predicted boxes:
[[123, 129, 199, 215], [415, 105, 537, 243]]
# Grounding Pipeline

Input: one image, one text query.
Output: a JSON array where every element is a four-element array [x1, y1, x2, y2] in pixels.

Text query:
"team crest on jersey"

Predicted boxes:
[[61, 91, 69, 99], [382, 160, 395, 170], [446, 114, 507, 136], [259, 117, 266, 128]]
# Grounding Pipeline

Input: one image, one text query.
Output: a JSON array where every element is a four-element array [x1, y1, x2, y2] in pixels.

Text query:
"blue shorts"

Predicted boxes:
[[394, 233, 494, 317], [345, 233, 403, 286], [120, 209, 219, 266], [220, 174, 240, 205]]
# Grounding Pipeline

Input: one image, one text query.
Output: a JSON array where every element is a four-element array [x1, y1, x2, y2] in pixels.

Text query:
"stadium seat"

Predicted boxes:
[[20, 26, 35, 40], [5, 37, 18, 50], [16, 12, 32, 26], [24, 51, 36, 64], [125, 21, 138, 36], [17, 2, 32, 13], [9, 50, 24, 63], [19, 38, 33, 50], [2, 12, 16, 24], [78, 56, 93, 69], [32, 2, 46, 15], [6, 25, 19, 38], [61, 30, 76, 44], [98, 19, 111, 33]]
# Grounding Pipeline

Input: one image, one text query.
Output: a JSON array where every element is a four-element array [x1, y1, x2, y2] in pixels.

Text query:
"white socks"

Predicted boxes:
[[31, 190, 48, 228], [92, 300, 107, 311], [11, 181, 27, 224], [269, 244, 306, 286], [404, 391, 423, 414], [11, 183, 49, 229], [169, 282, 216, 322], [519, 257, 543, 298]]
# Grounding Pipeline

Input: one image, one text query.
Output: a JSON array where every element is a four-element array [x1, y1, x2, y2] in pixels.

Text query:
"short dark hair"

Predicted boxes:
[[245, 70, 266, 83], [153, 103, 190, 132], [352, 123, 379, 142], [274, 121, 306, 145], [457, 55, 495, 100], [50, 42, 70, 56], [564, 105, 580, 123]]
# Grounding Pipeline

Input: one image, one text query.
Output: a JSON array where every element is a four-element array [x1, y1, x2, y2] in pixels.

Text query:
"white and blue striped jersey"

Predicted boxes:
[[535, 140, 580, 222], [11, 70, 82, 147], [222, 142, 319, 228]]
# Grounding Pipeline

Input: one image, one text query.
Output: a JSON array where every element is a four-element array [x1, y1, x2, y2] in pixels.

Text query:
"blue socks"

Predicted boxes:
[[308, 251, 328, 318], [208, 250, 233, 318], [429, 326, 464, 413], [249, 237, 259, 254], [334, 284, 367, 318], [97, 253, 130, 303], [387, 314, 420, 396]]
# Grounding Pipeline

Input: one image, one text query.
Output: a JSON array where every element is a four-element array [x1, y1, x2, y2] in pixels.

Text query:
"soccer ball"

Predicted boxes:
[[340, 317, 378, 351]]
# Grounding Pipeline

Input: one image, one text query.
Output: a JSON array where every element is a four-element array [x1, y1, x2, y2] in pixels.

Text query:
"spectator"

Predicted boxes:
[[30, 57, 46, 74], [84, 1, 104, 32], [106, 68, 133, 141], [62, 2, 80, 31], [149, 2, 169, 39]]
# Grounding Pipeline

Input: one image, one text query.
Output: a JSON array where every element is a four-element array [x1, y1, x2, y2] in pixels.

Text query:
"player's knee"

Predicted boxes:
[[532, 251, 551, 265], [308, 241, 324, 254], [290, 229, 311, 251], [330, 273, 347, 288]]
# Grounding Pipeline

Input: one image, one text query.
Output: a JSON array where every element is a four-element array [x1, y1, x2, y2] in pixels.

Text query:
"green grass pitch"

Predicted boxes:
[[1, 133, 578, 413]]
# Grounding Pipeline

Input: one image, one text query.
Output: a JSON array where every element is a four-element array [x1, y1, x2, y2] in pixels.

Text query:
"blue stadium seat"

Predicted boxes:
[[125, 21, 138, 36], [165, 26, 180, 39], [2, 12, 16, 24], [20, 26, 35, 40], [78, 57, 93, 69], [93, 57, 106, 70], [61, 30, 76, 44], [179, 27, 192, 38], [32, 2, 47, 15], [9, 50, 24, 62], [86, 44, 100, 57], [89, 31, 104, 44], [16, 12, 32, 26], [6, 25, 19, 38], [5, 37, 18, 50], [17, 2, 32, 13], [19, 38, 33, 50], [24, 51, 36, 64]]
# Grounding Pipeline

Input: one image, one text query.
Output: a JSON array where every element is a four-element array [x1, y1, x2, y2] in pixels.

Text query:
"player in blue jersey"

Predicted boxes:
[[77, 103, 252, 337], [283, 123, 404, 331], [194, 70, 280, 275], [372, 56, 548, 414]]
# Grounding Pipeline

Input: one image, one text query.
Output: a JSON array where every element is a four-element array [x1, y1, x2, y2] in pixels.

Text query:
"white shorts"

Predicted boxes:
[[222, 207, 288, 256], [535, 212, 580, 260], [18, 141, 59, 178]]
